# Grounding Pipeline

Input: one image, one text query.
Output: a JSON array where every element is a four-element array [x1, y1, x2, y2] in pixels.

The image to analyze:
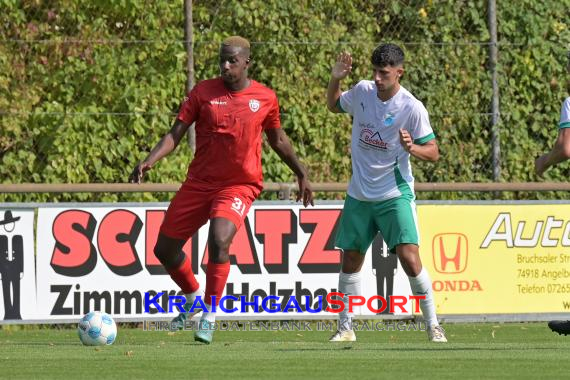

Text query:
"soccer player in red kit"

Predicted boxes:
[[129, 36, 313, 344]]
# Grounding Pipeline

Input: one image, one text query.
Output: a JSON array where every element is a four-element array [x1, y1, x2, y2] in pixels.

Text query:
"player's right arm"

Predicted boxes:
[[535, 128, 570, 177], [535, 96, 570, 177], [130, 85, 201, 184], [327, 52, 352, 113], [129, 119, 191, 183]]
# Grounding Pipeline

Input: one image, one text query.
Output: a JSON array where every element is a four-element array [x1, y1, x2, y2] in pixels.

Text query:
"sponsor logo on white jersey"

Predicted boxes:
[[358, 128, 388, 151]]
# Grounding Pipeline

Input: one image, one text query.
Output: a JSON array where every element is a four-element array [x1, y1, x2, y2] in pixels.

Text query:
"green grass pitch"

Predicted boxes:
[[1, 322, 570, 379]]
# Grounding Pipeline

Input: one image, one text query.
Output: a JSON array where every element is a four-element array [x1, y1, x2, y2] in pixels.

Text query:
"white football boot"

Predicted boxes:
[[329, 329, 356, 342], [428, 325, 448, 343]]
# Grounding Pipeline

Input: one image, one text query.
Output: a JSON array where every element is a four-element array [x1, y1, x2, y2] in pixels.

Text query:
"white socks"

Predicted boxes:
[[185, 288, 204, 304], [408, 268, 438, 328], [183, 289, 205, 315], [201, 303, 216, 324], [338, 271, 362, 331]]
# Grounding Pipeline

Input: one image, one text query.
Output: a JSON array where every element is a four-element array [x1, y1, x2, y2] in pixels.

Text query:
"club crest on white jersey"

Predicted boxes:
[[384, 112, 395, 126]]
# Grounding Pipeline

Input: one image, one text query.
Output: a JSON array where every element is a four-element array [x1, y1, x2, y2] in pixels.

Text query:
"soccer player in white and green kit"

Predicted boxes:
[[535, 50, 570, 336], [534, 50, 570, 178], [326, 43, 447, 342]]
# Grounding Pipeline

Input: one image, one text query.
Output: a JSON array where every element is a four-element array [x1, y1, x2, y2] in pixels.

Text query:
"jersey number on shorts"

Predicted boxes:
[[231, 197, 246, 216]]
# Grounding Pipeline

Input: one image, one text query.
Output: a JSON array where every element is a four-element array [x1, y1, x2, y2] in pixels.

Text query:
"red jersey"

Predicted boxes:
[[177, 78, 281, 189]]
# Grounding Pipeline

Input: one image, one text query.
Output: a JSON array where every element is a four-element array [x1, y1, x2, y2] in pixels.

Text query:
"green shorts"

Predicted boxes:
[[335, 194, 419, 254]]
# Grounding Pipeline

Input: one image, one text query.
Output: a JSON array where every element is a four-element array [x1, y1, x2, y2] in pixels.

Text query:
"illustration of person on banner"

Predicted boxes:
[[326, 43, 447, 342], [371, 233, 398, 314], [129, 36, 313, 344], [0, 210, 24, 320], [535, 49, 570, 336]]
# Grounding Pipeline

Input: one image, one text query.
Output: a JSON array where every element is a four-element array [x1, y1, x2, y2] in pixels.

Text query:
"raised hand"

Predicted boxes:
[[332, 52, 353, 80]]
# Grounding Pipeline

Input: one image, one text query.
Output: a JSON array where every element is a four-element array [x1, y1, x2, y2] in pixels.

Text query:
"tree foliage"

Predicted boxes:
[[1, 0, 569, 202]]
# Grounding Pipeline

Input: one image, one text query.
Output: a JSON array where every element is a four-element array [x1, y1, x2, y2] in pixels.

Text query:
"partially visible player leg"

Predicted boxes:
[[195, 217, 235, 344], [157, 181, 212, 329], [329, 250, 363, 342], [376, 195, 446, 342], [195, 187, 256, 344], [330, 195, 375, 342], [396, 244, 446, 342], [154, 234, 204, 329]]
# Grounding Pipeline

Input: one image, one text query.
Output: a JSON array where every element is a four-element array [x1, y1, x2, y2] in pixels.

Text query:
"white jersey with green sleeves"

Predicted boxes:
[[560, 97, 570, 129], [338, 81, 435, 202]]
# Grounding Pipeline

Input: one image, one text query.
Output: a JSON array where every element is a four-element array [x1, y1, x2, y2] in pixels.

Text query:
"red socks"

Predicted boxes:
[[167, 257, 230, 306], [205, 262, 230, 306], [167, 256, 199, 294]]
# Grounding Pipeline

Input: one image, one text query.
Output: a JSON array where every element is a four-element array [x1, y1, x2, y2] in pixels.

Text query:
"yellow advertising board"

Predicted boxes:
[[419, 204, 570, 314]]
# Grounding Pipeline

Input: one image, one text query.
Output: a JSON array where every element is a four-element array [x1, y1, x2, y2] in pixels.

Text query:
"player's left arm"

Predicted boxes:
[[401, 103, 440, 162], [399, 129, 439, 162], [265, 128, 314, 207]]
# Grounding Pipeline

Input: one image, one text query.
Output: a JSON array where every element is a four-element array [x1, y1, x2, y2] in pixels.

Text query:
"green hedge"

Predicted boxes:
[[1, 0, 569, 202]]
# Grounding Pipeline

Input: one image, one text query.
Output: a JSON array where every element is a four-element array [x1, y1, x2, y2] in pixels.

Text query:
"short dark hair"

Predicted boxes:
[[371, 43, 405, 67]]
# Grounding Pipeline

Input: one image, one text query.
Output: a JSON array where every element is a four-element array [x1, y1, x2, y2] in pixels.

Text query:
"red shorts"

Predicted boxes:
[[160, 181, 260, 240]]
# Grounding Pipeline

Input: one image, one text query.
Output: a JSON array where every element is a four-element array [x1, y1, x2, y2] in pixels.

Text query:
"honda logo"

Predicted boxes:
[[432, 233, 468, 274]]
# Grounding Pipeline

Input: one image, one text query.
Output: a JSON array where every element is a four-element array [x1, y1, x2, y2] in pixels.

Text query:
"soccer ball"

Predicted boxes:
[[77, 311, 117, 346]]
